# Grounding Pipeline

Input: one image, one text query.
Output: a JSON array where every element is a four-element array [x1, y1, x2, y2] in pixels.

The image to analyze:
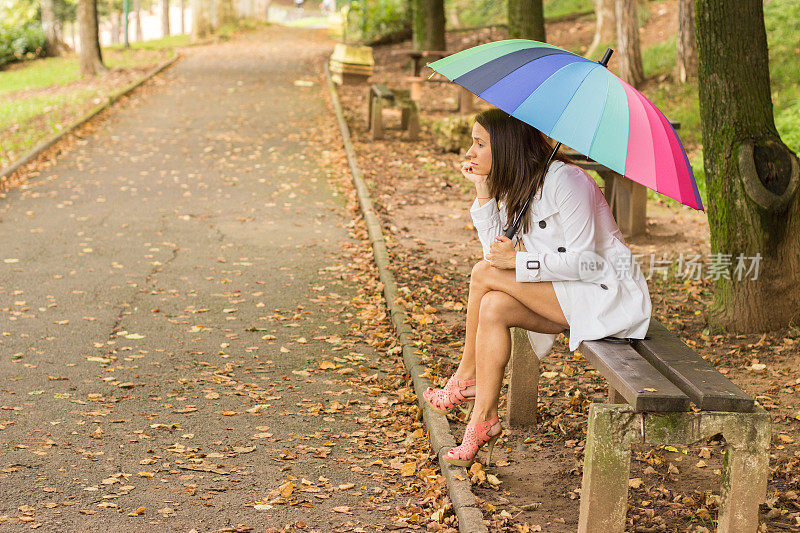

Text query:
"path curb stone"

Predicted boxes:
[[0, 52, 182, 188], [324, 63, 488, 533]]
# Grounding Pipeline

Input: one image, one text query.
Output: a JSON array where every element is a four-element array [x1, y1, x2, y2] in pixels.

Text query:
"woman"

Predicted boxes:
[[423, 108, 651, 467]]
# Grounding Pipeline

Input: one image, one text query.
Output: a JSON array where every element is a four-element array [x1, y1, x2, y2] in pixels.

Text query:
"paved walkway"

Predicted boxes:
[[0, 27, 421, 532]]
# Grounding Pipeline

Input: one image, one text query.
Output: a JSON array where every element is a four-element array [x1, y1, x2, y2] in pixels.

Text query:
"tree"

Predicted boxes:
[[507, 0, 545, 41], [41, 0, 64, 56], [676, 0, 697, 83], [191, 0, 213, 39], [587, 0, 615, 58], [696, 0, 800, 332], [134, 0, 142, 41], [161, 0, 170, 36], [615, 0, 643, 86], [217, 0, 235, 25], [412, 0, 445, 51], [78, 0, 106, 75]]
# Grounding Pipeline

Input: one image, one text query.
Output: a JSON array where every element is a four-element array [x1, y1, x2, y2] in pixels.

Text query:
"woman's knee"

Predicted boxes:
[[470, 259, 493, 288], [478, 290, 515, 325]]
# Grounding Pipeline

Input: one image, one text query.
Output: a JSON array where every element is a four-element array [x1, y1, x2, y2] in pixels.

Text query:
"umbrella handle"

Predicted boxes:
[[504, 142, 562, 240]]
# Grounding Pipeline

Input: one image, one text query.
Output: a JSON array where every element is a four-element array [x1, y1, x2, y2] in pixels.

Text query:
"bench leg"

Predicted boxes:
[[410, 79, 422, 101], [578, 405, 637, 533], [370, 97, 384, 140], [366, 90, 374, 129], [717, 410, 771, 533], [508, 327, 538, 427], [607, 385, 626, 404], [458, 85, 474, 114], [406, 106, 420, 141]]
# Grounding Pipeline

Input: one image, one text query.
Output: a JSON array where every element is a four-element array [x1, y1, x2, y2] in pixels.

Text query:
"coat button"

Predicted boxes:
[[600, 284, 608, 290], [557, 246, 566, 252], [538, 220, 547, 229]]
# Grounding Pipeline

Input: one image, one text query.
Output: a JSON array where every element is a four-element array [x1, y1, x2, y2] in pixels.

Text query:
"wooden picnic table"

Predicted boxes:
[[391, 49, 449, 76]]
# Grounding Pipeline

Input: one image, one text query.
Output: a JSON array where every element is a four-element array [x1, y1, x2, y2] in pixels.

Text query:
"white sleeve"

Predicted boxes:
[[515, 171, 603, 283], [470, 197, 504, 260]]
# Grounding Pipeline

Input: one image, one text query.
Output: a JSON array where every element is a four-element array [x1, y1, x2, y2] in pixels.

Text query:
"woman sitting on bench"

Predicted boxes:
[[423, 109, 652, 467]]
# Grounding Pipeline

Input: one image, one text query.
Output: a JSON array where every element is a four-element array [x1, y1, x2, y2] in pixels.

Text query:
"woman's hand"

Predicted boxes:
[[460, 161, 489, 186], [487, 235, 516, 269]]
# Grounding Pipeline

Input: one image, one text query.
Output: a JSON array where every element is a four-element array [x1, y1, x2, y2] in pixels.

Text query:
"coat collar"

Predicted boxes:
[[530, 161, 566, 219]]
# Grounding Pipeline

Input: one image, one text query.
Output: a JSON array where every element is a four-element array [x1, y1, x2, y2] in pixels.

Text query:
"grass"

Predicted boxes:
[[0, 33, 184, 168], [451, 0, 593, 29], [544, 0, 593, 20]]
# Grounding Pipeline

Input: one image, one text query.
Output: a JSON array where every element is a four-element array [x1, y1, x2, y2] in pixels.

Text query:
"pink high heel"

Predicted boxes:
[[423, 376, 476, 418], [443, 416, 502, 467]]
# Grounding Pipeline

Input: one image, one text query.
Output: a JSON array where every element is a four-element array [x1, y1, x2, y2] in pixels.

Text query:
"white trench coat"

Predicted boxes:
[[470, 160, 651, 357]]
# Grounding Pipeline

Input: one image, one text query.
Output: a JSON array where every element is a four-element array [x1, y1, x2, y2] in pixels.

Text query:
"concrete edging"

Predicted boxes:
[[324, 63, 488, 533], [0, 52, 182, 188]]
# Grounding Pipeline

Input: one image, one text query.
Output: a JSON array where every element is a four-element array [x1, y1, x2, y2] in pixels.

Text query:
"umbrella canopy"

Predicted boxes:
[[427, 39, 704, 211]]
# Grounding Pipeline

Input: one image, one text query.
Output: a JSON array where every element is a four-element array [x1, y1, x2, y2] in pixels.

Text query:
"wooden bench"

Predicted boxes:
[[366, 84, 420, 141], [564, 121, 680, 238], [507, 321, 770, 533], [404, 75, 475, 113]]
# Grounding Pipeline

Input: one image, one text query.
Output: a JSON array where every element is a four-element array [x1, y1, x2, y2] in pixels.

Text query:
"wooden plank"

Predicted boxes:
[[632, 322, 754, 412], [580, 339, 691, 412]]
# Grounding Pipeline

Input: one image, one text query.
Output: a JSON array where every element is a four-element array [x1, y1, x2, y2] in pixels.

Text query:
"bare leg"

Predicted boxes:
[[452, 260, 567, 393], [471, 289, 564, 427]]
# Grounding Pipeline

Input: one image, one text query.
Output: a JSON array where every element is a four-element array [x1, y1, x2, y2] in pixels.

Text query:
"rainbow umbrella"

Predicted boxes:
[[427, 39, 704, 224]]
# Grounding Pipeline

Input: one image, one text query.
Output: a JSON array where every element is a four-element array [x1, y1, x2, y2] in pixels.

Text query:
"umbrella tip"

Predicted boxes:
[[599, 48, 613, 67]]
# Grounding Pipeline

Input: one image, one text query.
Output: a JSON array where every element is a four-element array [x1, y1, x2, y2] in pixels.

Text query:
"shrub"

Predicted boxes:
[[344, 0, 410, 46], [0, 24, 46, 68]]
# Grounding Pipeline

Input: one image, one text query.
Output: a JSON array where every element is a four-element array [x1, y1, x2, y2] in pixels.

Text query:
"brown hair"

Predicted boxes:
[[475, 108, 570, 234]]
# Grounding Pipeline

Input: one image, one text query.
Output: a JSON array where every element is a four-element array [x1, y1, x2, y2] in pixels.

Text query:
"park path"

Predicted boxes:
[[0, 27, 431, 532]]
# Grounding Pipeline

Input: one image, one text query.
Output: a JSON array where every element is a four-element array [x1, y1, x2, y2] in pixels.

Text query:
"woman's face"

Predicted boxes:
[[465, 122, 492, 175]]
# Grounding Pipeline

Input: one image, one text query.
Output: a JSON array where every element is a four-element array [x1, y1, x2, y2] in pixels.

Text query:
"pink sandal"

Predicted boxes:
[[443, 415, 502, 468], [423, 376, 476, 417]]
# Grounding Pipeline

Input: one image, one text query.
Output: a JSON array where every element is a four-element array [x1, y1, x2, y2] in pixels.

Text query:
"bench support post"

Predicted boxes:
[[508, 327, 538, 427], [578, 405, 638, 533], [717, 412, 771, 532], [607, 385, 626, 404], [578, 404, 771, 533], [370, 94, 384, 140]]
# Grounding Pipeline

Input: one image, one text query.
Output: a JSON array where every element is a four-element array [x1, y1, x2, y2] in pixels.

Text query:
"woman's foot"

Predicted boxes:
[[443, 415, 503, 467], [423, 375, 476, 416]]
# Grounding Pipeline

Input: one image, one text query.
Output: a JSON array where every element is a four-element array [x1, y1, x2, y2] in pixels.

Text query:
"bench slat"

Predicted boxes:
[[371, 84, 394, 100], [580, 339, 691, 412], [632, 322, 754, 412]]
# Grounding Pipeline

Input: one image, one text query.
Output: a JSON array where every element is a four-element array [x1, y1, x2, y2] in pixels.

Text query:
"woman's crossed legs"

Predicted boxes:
[[453, 259, 569, 430]]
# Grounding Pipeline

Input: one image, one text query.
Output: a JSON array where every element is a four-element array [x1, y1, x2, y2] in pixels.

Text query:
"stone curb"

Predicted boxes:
[[324, 63, 488, 533], [0, 52, 182, 188]]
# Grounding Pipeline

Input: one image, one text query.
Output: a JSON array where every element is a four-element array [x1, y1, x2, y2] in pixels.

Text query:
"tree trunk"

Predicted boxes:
[[111, 11, 120, 43], [191, 0, 213, 39], [696, 0, 800, 332], [507, 0, 546, 41], [615, 0, 644, 86], [446, 1, 460, 28], [161, 0, 171, 37], [587, 0, 616, 58], [217, 0, 235, 25], [676, 0, 697, 83], [412, 0, 445, 51], [78, 0, 106, 76], [41, 0, 61, 56], [180, 0, 186, 33], [134, 0, 143, 41]]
